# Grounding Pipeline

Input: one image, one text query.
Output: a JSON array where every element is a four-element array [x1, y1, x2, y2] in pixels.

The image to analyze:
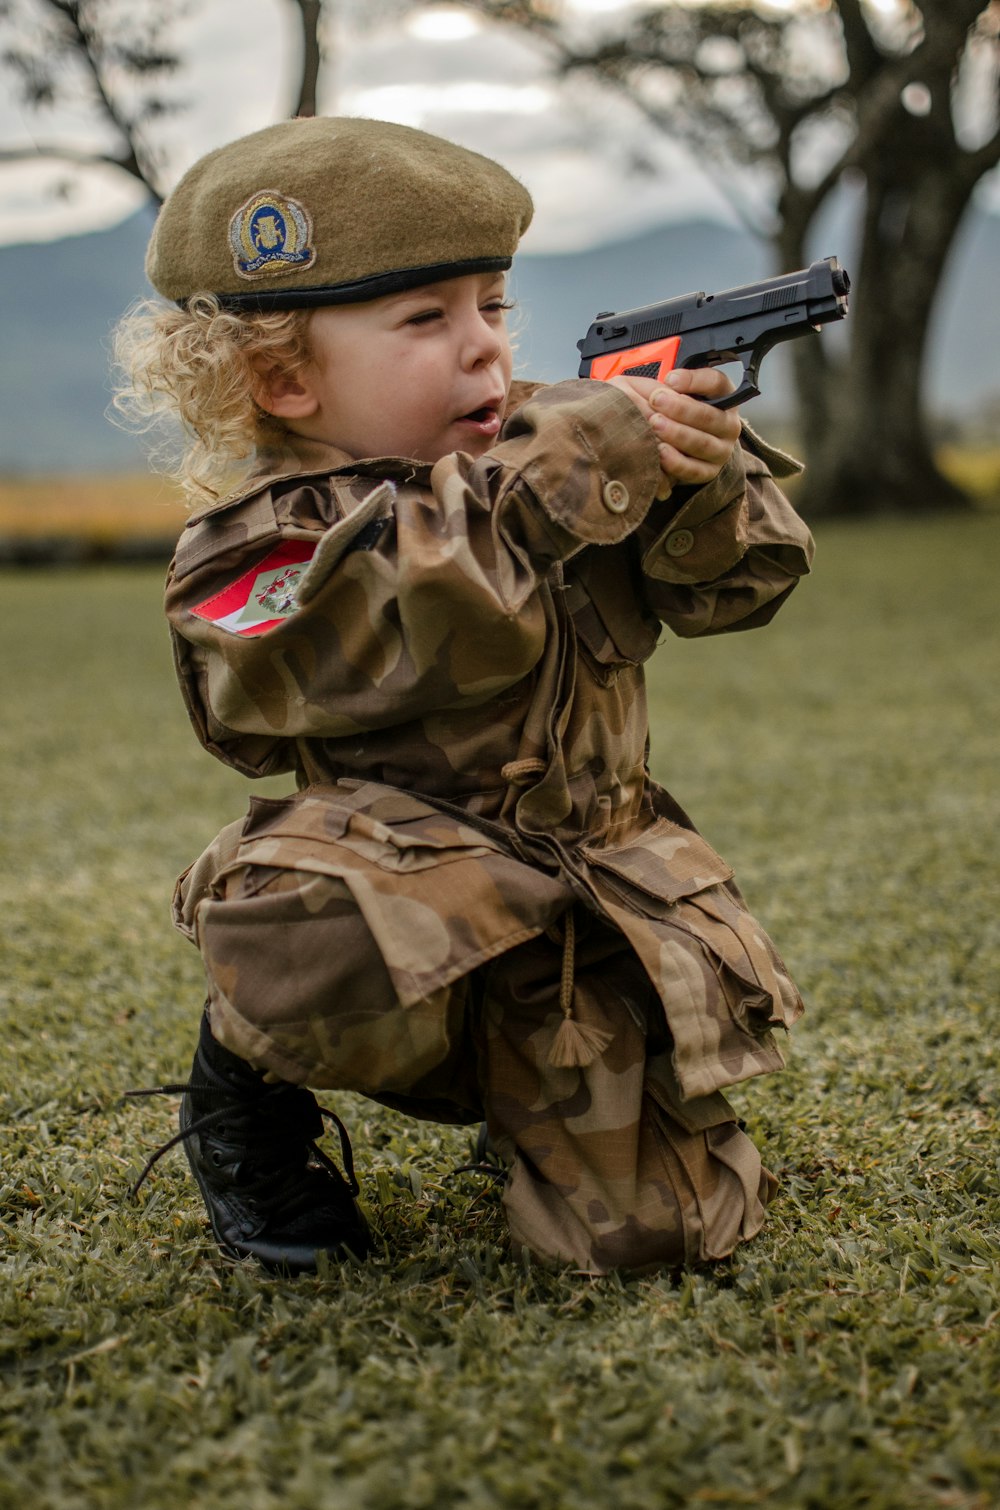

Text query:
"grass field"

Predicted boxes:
[[2, 513, 998, 1510]]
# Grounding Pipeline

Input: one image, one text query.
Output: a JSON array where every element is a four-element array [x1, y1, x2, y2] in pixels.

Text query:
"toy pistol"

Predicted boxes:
[[577, 255, 850, 409]]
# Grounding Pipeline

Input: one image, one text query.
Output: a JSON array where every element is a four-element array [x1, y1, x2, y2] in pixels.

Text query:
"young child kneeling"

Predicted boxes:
[[118, 115, 813, 1276]]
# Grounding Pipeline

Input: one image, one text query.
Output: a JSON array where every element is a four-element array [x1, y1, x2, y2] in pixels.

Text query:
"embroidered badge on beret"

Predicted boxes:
[[228, 191, 316, 282]]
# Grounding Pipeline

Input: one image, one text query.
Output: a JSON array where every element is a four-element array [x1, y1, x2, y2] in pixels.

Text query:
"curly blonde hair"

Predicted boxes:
[[111, 293, 313, 508]]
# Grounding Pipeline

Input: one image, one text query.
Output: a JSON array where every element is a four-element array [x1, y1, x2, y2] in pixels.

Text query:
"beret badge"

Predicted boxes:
[[228, 191, 316, 282]]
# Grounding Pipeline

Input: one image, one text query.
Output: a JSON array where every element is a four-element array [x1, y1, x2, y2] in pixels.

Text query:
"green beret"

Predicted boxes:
[[146, 116, 534, 311]]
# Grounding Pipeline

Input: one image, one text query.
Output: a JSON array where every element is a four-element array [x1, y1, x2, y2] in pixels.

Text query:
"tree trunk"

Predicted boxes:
[[771, 191, 841, 483], [794, 109, 979, 515]]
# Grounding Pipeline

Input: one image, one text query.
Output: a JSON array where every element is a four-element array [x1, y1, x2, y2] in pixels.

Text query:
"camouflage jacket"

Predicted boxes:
[[166, 378, 814, 1105]]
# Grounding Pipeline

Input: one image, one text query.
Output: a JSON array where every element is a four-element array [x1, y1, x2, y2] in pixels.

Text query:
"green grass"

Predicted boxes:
[[2, 514, 998, 1510]]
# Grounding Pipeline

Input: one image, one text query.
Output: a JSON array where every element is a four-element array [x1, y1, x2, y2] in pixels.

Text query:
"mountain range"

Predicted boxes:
[[2, 204, 997, 474]]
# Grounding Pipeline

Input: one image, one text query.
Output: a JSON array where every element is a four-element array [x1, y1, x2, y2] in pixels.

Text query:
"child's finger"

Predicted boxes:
[[659, 366, 736, 403], [649, 382, 741, 443], [607, 369, 740, 487], [656, 440, 731, 487], [649, 409, 738, 464], [605, 373, 661, 418]]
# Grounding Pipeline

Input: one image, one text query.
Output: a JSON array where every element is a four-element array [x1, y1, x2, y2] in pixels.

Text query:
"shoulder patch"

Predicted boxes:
[[191, 540, 317, 637]]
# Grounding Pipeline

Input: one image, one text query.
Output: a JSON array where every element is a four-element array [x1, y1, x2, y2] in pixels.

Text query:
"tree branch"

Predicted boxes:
[[32, 0, 169, 198], [0, 140, 138, 172], [287, 0, 321, 118], [836, 0, 894, 91]]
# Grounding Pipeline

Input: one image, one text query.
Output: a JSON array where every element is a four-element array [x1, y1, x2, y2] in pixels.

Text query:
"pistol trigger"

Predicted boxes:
[[708, 377, 760, 410], [704, 352, 761, 410]]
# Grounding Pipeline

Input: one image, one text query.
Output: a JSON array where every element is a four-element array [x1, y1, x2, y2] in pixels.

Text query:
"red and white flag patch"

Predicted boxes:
[[191, 541, 317, 637]]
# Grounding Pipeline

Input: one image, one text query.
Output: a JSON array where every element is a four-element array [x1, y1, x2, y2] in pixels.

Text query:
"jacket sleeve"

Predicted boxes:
[[166, 379, 663, 757], [637, 424, 815, 638]]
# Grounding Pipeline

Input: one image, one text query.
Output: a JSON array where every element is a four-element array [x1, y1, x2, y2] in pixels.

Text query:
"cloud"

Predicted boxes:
[[0, 0, 746, 249]]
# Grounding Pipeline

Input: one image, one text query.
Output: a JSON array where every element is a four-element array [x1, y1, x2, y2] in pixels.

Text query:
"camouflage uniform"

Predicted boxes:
[[167, 377, 813, 1273]]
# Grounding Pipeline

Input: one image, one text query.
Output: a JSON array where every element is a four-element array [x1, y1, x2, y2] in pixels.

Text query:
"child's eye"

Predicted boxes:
[[483, 298, 515, 316], [407, 308, 443, 326]]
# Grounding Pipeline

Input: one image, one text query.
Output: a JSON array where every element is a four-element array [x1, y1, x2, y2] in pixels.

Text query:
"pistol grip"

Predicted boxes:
[[588, 336, 682, 384]]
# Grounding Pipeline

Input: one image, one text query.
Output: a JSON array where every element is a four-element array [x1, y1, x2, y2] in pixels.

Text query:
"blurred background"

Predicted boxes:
[[1, 0, 998, 558]]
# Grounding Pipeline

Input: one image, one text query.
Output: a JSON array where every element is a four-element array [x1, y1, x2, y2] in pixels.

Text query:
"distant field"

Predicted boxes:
[[1, 446, 998, 560], [2, 514, 998, 1510], [0, 473, 187, 557], [937, 444, 1000, 502]]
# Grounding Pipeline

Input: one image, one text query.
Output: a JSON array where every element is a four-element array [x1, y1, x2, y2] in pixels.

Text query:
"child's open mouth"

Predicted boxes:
[[456, 405, 502, 436]]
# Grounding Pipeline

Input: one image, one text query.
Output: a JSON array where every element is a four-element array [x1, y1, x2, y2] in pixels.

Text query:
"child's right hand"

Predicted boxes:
[[606, 369, 741, 497]]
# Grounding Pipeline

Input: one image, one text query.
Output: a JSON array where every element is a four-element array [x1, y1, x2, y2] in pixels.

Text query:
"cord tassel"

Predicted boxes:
[[546, 907, 613, 1069]]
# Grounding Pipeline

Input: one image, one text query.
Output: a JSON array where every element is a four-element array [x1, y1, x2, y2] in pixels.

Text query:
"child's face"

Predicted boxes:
[[283, 271, 514, 465]]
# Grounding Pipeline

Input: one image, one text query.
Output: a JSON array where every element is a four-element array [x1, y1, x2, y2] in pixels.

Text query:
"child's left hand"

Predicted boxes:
[[607, 367, 741, 496]]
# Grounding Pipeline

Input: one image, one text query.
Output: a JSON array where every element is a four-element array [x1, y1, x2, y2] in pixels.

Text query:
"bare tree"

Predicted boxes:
[[0, 0, 328, 202], [471, 0, 1000, 515]]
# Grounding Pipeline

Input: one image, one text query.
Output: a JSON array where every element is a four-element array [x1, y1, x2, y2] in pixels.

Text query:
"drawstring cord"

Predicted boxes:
[[500, 757, 547, 787], [545, 906, 614, 1069], [500, 759, 613, 1070]]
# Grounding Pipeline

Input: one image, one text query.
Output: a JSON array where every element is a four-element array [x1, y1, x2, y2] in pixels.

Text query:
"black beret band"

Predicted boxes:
[[199, 256, 514, 313]]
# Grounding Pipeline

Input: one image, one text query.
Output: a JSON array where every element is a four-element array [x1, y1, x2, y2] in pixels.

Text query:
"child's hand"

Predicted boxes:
[[607, 368, 741, 496]]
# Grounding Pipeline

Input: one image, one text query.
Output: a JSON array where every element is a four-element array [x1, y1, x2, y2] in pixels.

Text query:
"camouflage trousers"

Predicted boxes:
[[177, 819, 777, 1275]]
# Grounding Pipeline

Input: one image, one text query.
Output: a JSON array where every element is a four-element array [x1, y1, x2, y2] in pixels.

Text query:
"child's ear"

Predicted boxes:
[[253, 364, 319, 420]]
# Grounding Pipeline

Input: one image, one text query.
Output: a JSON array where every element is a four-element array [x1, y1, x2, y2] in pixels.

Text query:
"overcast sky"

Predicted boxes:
[[1, 0, 996, 251]]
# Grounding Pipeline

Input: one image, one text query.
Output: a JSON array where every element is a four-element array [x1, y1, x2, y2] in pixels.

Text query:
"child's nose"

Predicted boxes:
[[464, 314, 503, 368]]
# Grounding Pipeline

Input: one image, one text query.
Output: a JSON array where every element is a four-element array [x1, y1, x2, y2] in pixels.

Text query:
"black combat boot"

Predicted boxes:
[[130, 1011, 371, 1274]]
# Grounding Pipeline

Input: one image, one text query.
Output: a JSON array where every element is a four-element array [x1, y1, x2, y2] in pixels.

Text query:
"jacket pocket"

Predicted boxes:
[[237, 781, 498, 876], [205, 782, 562, 1011], [582, 817, 734, 905], [584, 816, 791, 1027], [585, 818, 803, 1099]]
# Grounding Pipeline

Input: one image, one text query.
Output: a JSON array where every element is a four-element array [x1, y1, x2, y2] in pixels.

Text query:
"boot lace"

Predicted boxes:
[[123, 1081, 361, 1216]]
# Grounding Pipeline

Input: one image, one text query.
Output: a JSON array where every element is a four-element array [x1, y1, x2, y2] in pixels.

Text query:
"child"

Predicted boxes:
[[118, 115, 813, 1276]]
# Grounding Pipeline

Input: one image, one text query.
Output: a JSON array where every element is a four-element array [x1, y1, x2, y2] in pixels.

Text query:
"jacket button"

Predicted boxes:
[[602, 480, 630, 513], [665, 528, 695, 556]]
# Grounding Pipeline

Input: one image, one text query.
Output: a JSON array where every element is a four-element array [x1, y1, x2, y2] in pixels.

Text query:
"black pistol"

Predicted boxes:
[[577, 256, 850, 408]]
